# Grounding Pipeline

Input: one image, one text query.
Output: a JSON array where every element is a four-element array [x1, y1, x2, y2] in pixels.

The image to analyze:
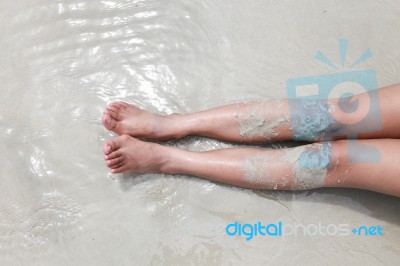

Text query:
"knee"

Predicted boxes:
[[289, 99, 340, 141]]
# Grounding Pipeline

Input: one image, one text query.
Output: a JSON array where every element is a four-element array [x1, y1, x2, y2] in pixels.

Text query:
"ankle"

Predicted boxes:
[[156, 145, 180, 174], [156, 113, 189, 140]]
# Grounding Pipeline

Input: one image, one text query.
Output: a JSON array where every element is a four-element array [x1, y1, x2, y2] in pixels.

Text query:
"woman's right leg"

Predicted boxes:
[[102, 83, 400, 142], [103, 135, 400, 197]]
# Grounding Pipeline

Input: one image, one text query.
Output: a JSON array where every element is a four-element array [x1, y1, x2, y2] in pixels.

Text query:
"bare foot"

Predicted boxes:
[[103, 134, 167, 174], [102, 101, 169, 139]]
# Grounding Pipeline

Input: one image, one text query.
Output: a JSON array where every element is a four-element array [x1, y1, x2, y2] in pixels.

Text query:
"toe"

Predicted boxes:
[[104, 151, 121, 160], [113, 101, 128, 107], [105, 108, 119, 120], [109, 161, 124, 170], [107, 102, 129, 120], [106, 106, 120, 118], [102, 113, 117, 130], [103, 142, 112, 155], [107, 157, 124, 168], [111, 165, 128, 174], [113, 102, 128, 109], [103, 138, 122, 155], [110, 101, 127, 110], [103, 143, 111, 155]]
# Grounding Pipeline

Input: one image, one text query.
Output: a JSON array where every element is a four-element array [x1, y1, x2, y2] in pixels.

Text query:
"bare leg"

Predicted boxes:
[[103, 135, 400, 197], [103, 83, 400, 142]]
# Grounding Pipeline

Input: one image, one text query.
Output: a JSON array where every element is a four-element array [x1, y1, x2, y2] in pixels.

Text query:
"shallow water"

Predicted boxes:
[[1, 0, 399, 265]]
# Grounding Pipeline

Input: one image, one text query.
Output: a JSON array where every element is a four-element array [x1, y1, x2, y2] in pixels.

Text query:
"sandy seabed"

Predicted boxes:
[[0, 0, 399, 265]]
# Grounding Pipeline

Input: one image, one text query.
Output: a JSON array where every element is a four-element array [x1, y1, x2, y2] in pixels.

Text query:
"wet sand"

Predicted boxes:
[[0, 0, 399, 265]]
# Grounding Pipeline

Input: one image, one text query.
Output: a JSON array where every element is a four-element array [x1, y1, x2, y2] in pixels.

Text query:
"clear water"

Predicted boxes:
[[1, 0, 399, 265]]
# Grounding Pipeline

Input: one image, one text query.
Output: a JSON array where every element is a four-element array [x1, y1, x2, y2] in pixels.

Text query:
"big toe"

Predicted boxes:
[[103, 137, 122, 155], [102, 113, 117, 131]]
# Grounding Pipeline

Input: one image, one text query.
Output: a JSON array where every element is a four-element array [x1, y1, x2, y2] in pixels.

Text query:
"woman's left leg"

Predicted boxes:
[[102, 83, 400, 143]]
